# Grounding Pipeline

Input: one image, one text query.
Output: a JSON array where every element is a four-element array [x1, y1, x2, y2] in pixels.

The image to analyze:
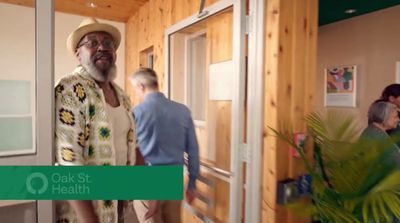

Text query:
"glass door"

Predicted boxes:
[[166, 1, 246, 222], [0, 0, 54, 222]]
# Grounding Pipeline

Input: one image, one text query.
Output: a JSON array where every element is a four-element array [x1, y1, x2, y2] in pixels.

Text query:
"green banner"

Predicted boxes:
[[0, 166, 183, 200]]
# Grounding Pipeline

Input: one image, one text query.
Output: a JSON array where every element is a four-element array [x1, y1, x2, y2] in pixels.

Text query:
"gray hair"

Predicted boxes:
[[130, 68, 159, 89], [368, 100, 397, 125]]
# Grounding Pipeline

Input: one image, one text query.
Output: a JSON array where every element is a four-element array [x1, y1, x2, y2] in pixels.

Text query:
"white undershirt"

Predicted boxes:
[[106, 104, 130, 166]]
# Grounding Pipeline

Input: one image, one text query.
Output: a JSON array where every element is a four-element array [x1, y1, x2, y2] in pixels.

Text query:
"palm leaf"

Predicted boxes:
[[270, 111, 400, 223]]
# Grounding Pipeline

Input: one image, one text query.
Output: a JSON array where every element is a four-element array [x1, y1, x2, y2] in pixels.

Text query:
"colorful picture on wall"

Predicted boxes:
[[324, 65, 357, 107]]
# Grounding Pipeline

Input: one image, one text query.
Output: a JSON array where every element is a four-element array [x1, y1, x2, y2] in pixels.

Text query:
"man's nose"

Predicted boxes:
[[97, 44, 109, 51]]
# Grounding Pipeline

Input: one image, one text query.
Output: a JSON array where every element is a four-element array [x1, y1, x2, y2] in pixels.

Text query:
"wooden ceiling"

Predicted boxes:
[[0, 0, 148, 22]]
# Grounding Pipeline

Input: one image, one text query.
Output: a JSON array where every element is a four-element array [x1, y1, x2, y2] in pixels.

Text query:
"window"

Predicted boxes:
[[140, 46, 154, 69], [186, 32, 206, 122]]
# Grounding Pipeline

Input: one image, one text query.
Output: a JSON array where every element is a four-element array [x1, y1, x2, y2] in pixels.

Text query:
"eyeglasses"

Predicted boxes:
[[77, 39, 115, 50]]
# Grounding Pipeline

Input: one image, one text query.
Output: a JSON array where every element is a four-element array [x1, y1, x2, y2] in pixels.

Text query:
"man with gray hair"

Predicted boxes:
[[130, 68, 200, 223]]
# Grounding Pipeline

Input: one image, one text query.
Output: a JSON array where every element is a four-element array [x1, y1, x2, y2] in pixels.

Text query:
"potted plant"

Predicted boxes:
[[270, 112, 400, 223]]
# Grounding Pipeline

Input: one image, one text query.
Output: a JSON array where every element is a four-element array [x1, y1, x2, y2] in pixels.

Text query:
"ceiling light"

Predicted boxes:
[[344, 9, 357, 14], [87, 2, 98, 8]]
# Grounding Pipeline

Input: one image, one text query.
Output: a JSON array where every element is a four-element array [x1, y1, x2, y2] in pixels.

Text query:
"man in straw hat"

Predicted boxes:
[[55, 18, 138, 223]]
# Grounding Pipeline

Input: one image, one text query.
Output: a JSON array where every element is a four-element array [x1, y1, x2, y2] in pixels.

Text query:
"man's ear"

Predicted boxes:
[[139, 83, 146, 92], [75, 49, 82, 63], [389, 95, 396, 102]]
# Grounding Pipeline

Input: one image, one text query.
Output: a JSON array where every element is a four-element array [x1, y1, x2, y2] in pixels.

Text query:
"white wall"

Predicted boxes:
[[0, 3, 126, 89], [317, 5, 400, 129]]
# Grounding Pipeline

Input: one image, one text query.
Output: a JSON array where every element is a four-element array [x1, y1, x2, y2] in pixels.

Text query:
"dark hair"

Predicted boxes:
[[380, 84, 400, 101]]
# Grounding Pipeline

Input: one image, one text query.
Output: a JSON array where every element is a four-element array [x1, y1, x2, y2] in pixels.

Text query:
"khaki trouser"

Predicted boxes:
[[133, 200, 182, 223], [118, 200, 139, 223]]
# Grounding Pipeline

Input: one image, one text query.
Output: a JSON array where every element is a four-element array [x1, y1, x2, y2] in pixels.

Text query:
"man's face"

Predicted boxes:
[[76, 31, 117, 75], [384, 108, 400, 130]]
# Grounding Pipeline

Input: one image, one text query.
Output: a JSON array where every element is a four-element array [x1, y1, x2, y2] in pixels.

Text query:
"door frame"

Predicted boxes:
[[36, 0, 55, 222], [245, 0, 265, 222], [164, 0, 247, 222]]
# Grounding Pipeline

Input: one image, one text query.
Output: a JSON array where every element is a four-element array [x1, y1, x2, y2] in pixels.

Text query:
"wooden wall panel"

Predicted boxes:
[[262, 0, 282, 222], [263, 0, 318, 223], [287, 1, 311, 222], [150, 0, 171, 92], [170, 0, 216, 25], [137, 2, 151, 51]]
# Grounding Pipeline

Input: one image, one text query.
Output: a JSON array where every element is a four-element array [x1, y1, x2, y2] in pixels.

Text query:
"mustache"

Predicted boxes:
[[92, 52, 112, 61]]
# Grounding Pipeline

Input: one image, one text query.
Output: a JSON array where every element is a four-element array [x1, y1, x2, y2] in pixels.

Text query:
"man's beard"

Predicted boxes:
[[82, 53, 117, 82]]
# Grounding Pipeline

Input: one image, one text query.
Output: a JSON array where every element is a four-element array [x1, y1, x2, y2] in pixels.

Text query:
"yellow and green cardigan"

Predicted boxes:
[[55, 66, 136, 223]]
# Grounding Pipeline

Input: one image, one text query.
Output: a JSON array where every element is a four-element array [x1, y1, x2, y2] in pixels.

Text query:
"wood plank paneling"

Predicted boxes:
[[263, 0, 282, 221], [0, 0, 33, 7], [0, 0, 147, 22], [263, 0, 318, 223]]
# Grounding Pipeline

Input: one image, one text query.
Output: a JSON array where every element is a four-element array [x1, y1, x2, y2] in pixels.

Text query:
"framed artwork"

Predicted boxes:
[[324, 65, 357, 107]]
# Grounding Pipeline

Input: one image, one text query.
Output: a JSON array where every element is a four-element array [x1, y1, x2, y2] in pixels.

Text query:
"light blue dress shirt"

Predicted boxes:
[[133, 92, 200, 189]]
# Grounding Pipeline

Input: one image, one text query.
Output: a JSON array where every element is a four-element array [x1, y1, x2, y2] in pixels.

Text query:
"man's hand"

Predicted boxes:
[[185, 188, 197, 205], [144, 200, 160, 220], [135, 148, 146, 166]]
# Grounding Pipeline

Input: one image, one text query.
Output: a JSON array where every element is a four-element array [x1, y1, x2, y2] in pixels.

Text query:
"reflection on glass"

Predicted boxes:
[[169, 7, 233, 222], [0, 80, 31, 115], [188, 33, 206, 121], [0, 117, 33, 152], [0, 0, 37, 221], [0, 0, 36, 157], [169, 7, 233, 169]]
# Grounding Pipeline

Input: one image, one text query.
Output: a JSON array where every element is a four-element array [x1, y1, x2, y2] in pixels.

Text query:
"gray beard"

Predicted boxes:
[[82, 62, 117, 82]]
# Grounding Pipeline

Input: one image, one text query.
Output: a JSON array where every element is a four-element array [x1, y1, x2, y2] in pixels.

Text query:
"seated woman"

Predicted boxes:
[[360, 100, 400, 222], [360, 100, 400, 179], [361, 100, 400, 140]]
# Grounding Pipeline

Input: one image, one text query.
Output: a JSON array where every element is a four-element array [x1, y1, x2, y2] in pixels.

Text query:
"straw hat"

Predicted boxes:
[[67, 18, 121, 54]]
